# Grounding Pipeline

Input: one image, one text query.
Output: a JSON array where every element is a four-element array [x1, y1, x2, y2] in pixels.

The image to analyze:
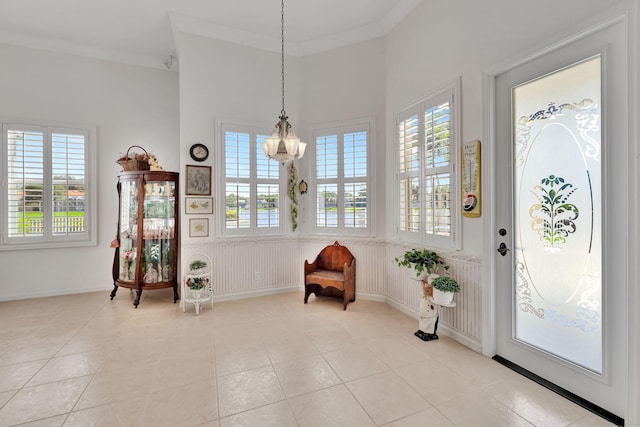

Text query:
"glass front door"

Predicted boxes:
[[494, 19, 627, 418]]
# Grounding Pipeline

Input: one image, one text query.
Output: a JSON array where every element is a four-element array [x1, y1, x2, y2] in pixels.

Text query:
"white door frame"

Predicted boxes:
[[482, 9, 639, 425]]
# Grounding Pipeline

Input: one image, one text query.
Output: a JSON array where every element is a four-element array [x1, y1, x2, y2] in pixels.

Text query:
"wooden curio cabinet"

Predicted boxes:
[[111, 171, 179, 307]]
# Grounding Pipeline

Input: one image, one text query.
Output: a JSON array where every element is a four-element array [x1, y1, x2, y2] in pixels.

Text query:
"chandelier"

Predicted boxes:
[[262, 0, 306, 164]]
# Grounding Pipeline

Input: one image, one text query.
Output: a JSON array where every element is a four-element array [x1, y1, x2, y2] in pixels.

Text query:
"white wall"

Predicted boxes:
[[298, 38, 386, 238], [384, 0, 624, 256], [0, 43, 179, 300], [384, 0, 637, 422]]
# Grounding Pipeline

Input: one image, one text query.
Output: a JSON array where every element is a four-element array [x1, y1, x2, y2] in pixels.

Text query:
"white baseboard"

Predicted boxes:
[[212, 285, 300, 303], [383, 295, 481, 353], [0, 287, 105, 302]]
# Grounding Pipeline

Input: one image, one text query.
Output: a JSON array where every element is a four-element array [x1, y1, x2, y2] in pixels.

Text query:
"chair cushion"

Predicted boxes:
[[305, 269, 345, 290]]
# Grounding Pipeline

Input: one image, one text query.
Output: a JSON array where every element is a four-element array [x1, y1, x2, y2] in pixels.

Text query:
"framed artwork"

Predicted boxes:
[[186, 165, 211, 195], [185, 197, 213, 214], [189, 218, 209, 237]]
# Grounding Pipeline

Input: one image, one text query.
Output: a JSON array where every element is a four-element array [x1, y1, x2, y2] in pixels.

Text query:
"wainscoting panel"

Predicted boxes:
[[181, 239, 302, 296], [387, 244, 483, 347], [300, 238, 387, 296], [182, 239, 482, 349]]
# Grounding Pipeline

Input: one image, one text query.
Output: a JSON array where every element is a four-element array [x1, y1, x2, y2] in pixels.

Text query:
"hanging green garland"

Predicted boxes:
[[288, 163, 298, 231]]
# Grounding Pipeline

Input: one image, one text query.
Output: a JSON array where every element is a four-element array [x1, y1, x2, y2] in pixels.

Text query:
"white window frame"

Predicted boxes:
[[219, 120, 285, 237], [310, 117, 374, 237], [1, 120, 97, 250], [395, 81, 460, 249]]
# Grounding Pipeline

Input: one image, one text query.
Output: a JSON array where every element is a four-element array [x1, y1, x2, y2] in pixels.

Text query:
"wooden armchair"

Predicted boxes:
[[304, 241, 356, 310]]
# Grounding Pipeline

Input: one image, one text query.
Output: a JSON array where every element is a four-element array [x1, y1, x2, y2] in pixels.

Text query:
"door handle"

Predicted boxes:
[[497, 242, 510, 256]]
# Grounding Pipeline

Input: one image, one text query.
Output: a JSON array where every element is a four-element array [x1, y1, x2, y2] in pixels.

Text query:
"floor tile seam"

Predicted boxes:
[[69, 375, 154, 414], [0, 389, 17, 412], [3, 359, 49, 392], [269, 358, 301, 426], [390, 366, 450, 409], [340, 376, 380, 426]]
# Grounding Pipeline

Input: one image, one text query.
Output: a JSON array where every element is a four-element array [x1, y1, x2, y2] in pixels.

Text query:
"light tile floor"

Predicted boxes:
[[0, 289, 616, 427]]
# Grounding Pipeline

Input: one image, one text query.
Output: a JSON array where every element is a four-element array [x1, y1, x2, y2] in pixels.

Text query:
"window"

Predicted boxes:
[[1, 122, 96, 250], [223, 123, 281, 235], [312, 119, 372, 235], [397, 84, 459, 247]]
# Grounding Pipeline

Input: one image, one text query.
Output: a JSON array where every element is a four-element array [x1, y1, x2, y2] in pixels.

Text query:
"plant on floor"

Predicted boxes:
[[394, 248, 448, 277], [430, 276, 460, 293]]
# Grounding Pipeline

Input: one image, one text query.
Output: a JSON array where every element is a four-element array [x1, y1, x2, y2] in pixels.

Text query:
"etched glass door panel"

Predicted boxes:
[[513, 57, 602, 373]]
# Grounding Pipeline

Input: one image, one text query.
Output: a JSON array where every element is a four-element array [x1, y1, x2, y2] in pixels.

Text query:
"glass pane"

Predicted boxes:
[[225, 131, 250, 179], [399, 177, 419, 232], [142, 180, 176, 283], [344, 182, 366, 228], [51, 133, 86, 235], [344, 131, 367, 178], [316, 183, 338, 228], [424, 102, 451, 169], [7, 129, 44, 237], [424, 173, 450, 236], [256, 184, 279, 228], [225, 183, 250, 229], [256, 134, 279, 179], [513, 56, 602, 373], [316, 135, 338, 179], [119, 179, 138, 282], [399, 114, 419, 174]]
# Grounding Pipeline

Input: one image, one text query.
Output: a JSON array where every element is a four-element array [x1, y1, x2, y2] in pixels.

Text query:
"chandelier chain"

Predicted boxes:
[[281, 0, 285, 117]]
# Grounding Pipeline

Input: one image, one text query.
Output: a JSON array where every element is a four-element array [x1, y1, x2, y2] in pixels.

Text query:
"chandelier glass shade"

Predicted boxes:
[[262, 0, 306, 164]]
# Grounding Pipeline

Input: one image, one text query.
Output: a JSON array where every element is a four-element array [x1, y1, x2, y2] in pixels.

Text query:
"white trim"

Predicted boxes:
[[0, 29, 173, 71], [212, 285, 300, 303], [394, 79, 460, 249], [385, 295, 482, 352], [486, 12, 630, 417], [217, 118, 287, 238], [0, 119, 97, 251], [308, 117, 375, 237], [170, 2, 423, 59]]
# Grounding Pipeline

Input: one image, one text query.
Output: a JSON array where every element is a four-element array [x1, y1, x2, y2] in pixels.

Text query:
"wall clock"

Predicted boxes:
[[189, 143, 209, 162]]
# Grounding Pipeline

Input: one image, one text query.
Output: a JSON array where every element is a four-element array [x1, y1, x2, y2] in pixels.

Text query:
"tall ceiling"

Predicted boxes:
[[0, 0, 423, 69]]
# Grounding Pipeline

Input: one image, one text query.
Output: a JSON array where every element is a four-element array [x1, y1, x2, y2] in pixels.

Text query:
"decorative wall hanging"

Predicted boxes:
[[461, 140, 481, 217], [186, 165, 212, 196]]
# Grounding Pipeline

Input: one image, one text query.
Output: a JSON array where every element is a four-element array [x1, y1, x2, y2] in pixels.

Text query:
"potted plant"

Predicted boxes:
[[186, 276, 209, 299], [430, 276, 460, 305], [189, 259, 207, 274], [394, 248, 449, 279]]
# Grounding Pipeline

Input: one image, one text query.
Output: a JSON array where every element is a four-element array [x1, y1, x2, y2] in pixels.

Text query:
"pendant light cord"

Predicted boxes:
[[281, 0, 286, 117]]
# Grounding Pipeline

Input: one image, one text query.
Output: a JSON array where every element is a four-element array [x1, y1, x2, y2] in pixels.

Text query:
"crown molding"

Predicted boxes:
[[169, 12, 298, 57], [381, 0, 424, 33], [0, 30, 173, 71], [170, 0, 423, 58]]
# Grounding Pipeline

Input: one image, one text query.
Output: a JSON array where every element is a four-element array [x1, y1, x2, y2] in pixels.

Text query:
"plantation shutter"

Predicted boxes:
[[6, 127, 44, 237]]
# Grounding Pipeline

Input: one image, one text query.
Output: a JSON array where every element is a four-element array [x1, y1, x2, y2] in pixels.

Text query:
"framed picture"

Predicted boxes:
[[186, 165, 212, 195], [185, 197, 213, 214], [189, 218, 209, 237]]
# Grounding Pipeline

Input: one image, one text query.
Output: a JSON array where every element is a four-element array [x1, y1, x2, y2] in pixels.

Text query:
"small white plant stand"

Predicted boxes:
[[181, 254, 213, 315]]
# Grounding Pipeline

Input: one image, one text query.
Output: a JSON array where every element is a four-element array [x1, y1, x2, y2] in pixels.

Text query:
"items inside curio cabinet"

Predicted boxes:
[[110, 171, 179, 307]]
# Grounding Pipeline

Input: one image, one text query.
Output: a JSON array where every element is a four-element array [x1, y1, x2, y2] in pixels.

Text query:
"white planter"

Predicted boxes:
[[190, 288, 204, 299], [433, 288, 454, 305]]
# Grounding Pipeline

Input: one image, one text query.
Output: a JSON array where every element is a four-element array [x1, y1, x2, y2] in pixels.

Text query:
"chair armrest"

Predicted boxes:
[[343, 258, 355, 280], [304, 259, 319, 275]]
